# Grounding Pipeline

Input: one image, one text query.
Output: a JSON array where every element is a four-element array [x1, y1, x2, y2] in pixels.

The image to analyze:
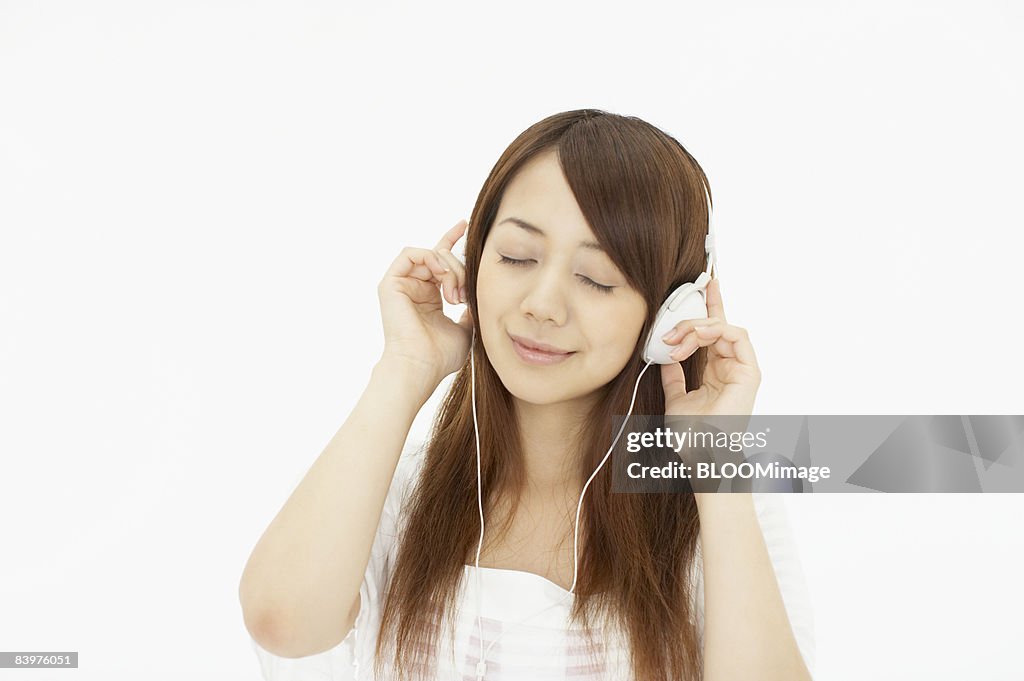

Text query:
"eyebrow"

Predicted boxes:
[[497, 217, 604, 252]]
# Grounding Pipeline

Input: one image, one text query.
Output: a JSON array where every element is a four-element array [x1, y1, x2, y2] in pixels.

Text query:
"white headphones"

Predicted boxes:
[[467, 182, 717, 680]]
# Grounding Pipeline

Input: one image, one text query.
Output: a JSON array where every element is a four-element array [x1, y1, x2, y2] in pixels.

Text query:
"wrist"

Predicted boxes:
[[372, 356, 438, 408]]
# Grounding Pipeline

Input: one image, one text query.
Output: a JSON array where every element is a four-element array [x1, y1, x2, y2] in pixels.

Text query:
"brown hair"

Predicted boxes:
[[374, 109, 712, 681]]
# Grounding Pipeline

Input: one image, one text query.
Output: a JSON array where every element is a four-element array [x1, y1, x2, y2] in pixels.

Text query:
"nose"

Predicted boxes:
[[518, 265, 569, 326]]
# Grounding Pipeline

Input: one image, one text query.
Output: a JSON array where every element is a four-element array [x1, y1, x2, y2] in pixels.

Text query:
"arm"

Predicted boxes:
[[695, 492, 813, 681], [238, 358, 434, 658]]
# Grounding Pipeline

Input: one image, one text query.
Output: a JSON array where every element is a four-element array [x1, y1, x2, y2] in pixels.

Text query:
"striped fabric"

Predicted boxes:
[[250, 442, 816, 680]]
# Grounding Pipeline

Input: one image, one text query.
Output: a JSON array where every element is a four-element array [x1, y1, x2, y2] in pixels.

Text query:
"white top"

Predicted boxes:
[[250, 441, 817, 680]]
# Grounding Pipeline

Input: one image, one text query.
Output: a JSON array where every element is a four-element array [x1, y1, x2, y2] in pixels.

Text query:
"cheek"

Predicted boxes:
[[475, 266, 509, 327], [593, 301, 645, 341], [597, 308, 647, 361]]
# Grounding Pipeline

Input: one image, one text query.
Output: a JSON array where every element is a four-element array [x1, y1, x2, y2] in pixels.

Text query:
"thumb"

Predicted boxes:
[[660, 361, 688, 404], [457, 305, 474, 332]]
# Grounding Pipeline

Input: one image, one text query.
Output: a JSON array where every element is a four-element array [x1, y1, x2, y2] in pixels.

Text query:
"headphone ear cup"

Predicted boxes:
[[642, 288, 710, 365], [673, 288, 709, 322]]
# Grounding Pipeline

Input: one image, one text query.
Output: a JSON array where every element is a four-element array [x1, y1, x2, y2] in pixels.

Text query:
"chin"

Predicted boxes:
[[505, 369, 603, 407], [492, 368, 566, 405]]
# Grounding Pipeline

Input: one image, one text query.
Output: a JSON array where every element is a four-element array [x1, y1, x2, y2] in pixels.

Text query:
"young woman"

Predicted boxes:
[[240, 109, 816, 681]]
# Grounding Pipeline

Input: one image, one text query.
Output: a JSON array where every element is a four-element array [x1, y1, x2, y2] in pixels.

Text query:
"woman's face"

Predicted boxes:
[[477, 150, 648, 407]]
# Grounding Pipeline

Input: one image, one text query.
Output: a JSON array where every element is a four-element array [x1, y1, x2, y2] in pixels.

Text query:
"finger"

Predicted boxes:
[[667, 323, 734, 361], [434, 248, 466, 302], [406, 262, 437, 283], [427, 251, 462, 304], [692, 322, 758, 368], [661, 317, 722, 345], [434, 218, 469, 252], [705, 277, 726, 324], [660, 361, 687, 401], [668, 329, 703, 362], [385, 247, 446, 284], [457, 304, 474, 331]]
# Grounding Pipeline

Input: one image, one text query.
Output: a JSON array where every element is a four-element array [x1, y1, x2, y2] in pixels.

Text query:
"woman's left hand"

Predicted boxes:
[[659, 278, 762, 417]]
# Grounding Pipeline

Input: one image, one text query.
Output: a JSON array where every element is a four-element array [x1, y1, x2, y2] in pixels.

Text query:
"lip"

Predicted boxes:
[[509, 333, 576, 366]]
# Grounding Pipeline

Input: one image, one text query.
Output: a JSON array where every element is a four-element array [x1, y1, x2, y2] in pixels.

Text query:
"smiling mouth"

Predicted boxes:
[[509, 334, 576, 365]]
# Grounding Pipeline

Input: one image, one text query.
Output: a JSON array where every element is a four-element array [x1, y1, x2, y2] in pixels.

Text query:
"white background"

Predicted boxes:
[[1, 1, 1022, 679]]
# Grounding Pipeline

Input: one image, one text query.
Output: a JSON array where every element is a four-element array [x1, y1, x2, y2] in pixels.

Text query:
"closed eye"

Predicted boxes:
[[498, 255, 534, 268], [497, 255, 615, 294]]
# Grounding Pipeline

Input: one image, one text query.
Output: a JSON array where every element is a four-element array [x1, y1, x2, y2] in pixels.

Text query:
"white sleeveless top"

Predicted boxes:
[[250, 442, 816, 680]]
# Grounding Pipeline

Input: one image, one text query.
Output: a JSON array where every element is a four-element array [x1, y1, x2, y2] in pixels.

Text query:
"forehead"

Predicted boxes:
[[493, 152, 602, 248], [493, 216, 604, 253]]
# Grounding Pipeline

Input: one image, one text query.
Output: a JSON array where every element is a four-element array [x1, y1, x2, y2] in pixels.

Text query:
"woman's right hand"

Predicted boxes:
[[376, 219, 473, 393]]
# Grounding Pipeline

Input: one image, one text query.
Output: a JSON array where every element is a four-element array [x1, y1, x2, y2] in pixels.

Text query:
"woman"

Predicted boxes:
[[240, 109, 815, 680]]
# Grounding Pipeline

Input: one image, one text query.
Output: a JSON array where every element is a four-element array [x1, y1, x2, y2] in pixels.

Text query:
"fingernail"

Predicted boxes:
[[662, 329, 679, 342], [670, 342, 692, 360], [458, 286, 466, 303]]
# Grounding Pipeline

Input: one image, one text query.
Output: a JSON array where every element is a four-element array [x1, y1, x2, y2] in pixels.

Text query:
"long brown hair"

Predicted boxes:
[[374, 109, 712, 681]]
